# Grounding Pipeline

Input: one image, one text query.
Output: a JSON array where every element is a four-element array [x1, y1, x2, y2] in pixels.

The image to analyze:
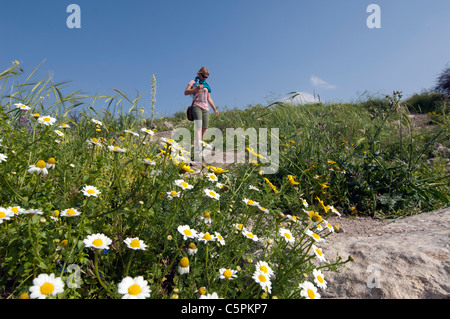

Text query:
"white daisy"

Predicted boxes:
[[198, 232, 216, 244], [167, 190, 180, 200], [218, 268, 237, 280], [0, 207, 14, 224], [14, 103, 31, 111], [204, 188, 220, 200], [300, 198, 309, 208], [0, 153, 7, 163], [215, 182, 225, 189], [108, 145, 126, 153], [328, 205, 341, 217], [305, 229, 325, 242], [141, 158, 156, 166], [54, 130, 64, 137], [299, 281, 321, 299], [248, 185, 260, 191], [243, 198, 259, 206], [22, 209, 44, 215], [187, 243, 198, 256], [46, 158, 56, 169], [311, 245, 327, 263], [83, 233, 112, 250], [255, 261, 275, 278], [279, 228, 295, 244], [177, 225, 198, 241], [286, 214, 299, 223], [28, 160, 48, 175], [58, 123, 71, 129], [124, 237, 148, 250], [140, 127, 155, 136], [29, 273, 64, 299], [7, 206, 25, 215], [199, 292, 222, 299], [323, 219, 334, 232], [124, 130, 139, 137], [118, 276, 151, 299], [206, 173, 218, 182], [174, 179, 194, 190], [242, 229, 258, 242], [313, 269, 327, 289], [81, 185, 101, 197], [91, 119, 103, 126], [199, 211, 212, 224], [177, 257, 190, 275], [60, 208, 82, 217], [257, 204, 269, 214], [252, 270, 272, 292], [86, 137, 103, 147], [37, 115, 56, 126], [233, 223, 246, 232], [215, 232, 226, 246]]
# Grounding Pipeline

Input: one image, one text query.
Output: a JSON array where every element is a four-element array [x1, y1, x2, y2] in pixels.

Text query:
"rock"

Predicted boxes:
[[320, 207, 450, 299]]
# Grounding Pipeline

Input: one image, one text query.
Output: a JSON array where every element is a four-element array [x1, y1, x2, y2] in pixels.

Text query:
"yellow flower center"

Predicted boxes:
[[217, 234, 223, 241], [307, 288, 316, 299], [130, 239, 140, 248], [315, 248, 323, 256], [128, 284, 141, 296], [87, 189, 95, 195], [237, 224, 243, 230], [284, 232, 291, 239], [170, 191, 177, 196], [92, 238, 103, 247], [223, 269, 232, 279], [247, 233, 254, 238], [43, 117, 51, 122], [188, 243, 197, 249], [36, 160, 46, 169], [181, 182, 188, 188], [203, 212, 210, 218], [203, 233, 212, 241], [40, 282, 55, 295], [47, 158, 56, 164], [11, 207, 19, 214], [247, 200, 254, 205], [317, 275, 324, 283], [260, 266, 268, 273], [209, 191, 216, 197], [67, 209, 76, 216], [198, 287, 206, 295], [60, 240, 68, 247], [313, 233, 320, 240], [0, 212, 5, 218], [180, 257, 189, 268], [92, 138, 98, 143], [258, 274, 267, 282], [183, 229, 192, 236]]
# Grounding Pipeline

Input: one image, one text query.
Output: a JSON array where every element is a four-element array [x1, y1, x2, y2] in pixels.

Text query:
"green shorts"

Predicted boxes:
[[192, 105, 209, 128]]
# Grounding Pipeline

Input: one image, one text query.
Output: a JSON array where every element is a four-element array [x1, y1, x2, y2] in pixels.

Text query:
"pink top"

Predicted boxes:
[[189, 80, 209, 111]]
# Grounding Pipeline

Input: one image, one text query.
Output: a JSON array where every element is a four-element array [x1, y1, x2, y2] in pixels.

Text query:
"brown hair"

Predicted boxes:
[[197, 66, 209, 77]]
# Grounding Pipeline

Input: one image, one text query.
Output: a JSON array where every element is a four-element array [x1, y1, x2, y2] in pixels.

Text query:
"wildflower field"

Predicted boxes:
[[0, 62, 448, 299]]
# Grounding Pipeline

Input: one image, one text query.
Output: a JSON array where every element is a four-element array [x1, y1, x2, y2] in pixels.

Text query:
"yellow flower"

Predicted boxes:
[[316, 197, 330, 213], [263, 177, 279, 194], [304, 210, 323, 223], [327, 160, 336, 164], [319, 182, 329, 189], [246, 147, 267, 160], [287, 175, 299, 186], [206, 166, 229, 174]]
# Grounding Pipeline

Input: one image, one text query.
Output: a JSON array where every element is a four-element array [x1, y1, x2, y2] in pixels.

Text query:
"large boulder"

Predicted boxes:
[[320, 207, 450, 299]]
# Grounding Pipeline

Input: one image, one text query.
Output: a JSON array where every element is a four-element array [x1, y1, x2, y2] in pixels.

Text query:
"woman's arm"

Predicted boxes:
[[207, 92, 219, 116], [185, 83, 203, 95]]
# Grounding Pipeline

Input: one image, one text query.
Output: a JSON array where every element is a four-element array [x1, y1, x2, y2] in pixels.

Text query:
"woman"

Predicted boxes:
[[184, 66, 219, 153]]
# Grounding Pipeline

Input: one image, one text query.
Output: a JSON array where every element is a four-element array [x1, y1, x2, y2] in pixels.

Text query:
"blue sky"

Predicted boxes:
[[1, 0, 449, 117]]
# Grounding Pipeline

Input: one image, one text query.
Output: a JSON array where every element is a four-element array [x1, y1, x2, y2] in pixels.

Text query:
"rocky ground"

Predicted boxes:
[[321, 207, 450, 299]]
